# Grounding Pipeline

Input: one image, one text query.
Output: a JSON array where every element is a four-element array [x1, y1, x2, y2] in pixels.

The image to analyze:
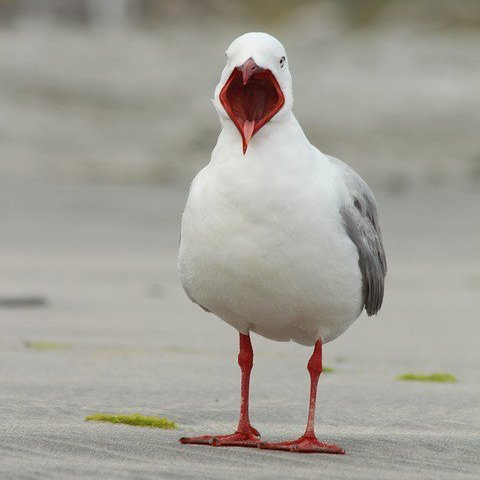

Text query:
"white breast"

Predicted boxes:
[[178, 121, 363, 346]]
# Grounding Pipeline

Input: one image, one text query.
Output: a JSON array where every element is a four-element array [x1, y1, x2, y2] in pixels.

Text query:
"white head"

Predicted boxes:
[[213, 32, 293, 154]]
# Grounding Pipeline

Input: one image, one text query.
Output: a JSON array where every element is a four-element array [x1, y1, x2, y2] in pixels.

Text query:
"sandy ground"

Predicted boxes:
[[1, 178, 479, 479]]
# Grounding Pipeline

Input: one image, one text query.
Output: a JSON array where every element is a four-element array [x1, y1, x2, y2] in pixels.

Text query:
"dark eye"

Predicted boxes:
[[279, 56, 286, 67]]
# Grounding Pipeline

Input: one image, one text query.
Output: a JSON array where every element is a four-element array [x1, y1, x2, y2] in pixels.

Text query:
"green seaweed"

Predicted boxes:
[[323, 367, 335, 373], [24, 341, 70, 350], [85, 413, 177, 429], [396, 373, 457, 383]]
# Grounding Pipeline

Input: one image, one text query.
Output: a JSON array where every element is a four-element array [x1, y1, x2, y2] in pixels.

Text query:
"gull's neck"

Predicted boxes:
[[213, 111, 314, 168]]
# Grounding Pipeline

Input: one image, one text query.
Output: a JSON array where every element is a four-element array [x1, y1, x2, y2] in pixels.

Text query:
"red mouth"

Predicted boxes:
[[220, 58, 285, 154]]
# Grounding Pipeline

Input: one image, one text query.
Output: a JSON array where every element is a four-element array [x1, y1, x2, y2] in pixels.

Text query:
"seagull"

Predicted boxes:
[[178, 32, 386, 454]]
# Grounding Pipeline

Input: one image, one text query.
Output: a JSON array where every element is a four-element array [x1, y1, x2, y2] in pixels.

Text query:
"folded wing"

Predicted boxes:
[[330, 156, 387, 316]]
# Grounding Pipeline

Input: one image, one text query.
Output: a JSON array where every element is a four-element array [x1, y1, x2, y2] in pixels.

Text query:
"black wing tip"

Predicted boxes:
[[366, 306, 380, 316], [365, 294, 384, 316]]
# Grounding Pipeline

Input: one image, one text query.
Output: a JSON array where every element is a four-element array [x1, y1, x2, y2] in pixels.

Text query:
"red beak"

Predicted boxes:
[[240, 58, 265, 86], [219, 58, 285, 154]]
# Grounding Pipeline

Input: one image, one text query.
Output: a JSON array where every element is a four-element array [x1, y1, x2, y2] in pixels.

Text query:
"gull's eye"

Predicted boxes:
[[279, 56, 286, 67]]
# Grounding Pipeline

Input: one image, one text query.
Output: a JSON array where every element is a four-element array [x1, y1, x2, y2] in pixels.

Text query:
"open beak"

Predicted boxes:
[[220, 58, 285, 154]]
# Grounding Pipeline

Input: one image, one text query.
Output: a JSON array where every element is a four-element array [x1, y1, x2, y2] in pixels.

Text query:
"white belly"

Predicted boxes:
[[178, 165, 363, 346]]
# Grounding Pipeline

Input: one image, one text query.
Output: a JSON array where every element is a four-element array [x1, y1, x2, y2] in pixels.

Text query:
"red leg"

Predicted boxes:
[[259, 340, 345, 454], [180, 332, 260, 448]]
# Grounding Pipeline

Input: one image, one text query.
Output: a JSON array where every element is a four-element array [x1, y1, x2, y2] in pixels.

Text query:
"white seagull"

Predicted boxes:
[[178, 32, 386, 454]]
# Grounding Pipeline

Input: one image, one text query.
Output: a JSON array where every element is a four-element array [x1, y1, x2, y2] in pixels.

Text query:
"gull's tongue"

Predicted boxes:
[[243, 120, 255, 152]]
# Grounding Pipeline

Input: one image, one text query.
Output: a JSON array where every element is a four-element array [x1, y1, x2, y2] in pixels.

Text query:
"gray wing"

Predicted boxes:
[[329, 156, 387, 316]]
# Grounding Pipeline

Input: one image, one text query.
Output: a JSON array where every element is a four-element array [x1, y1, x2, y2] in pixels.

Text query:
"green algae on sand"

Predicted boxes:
[[85, 413, 177, 429], [24, 340, 71, 350], [396, 373, 457, 383]]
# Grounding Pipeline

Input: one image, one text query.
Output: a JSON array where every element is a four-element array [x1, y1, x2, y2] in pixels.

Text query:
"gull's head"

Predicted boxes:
[[213, 32, 293, 154]]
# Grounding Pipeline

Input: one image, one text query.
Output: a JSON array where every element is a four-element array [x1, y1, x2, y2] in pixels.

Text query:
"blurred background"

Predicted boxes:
[[1, 2, 479, 478], [1, 0, 480, 187]]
